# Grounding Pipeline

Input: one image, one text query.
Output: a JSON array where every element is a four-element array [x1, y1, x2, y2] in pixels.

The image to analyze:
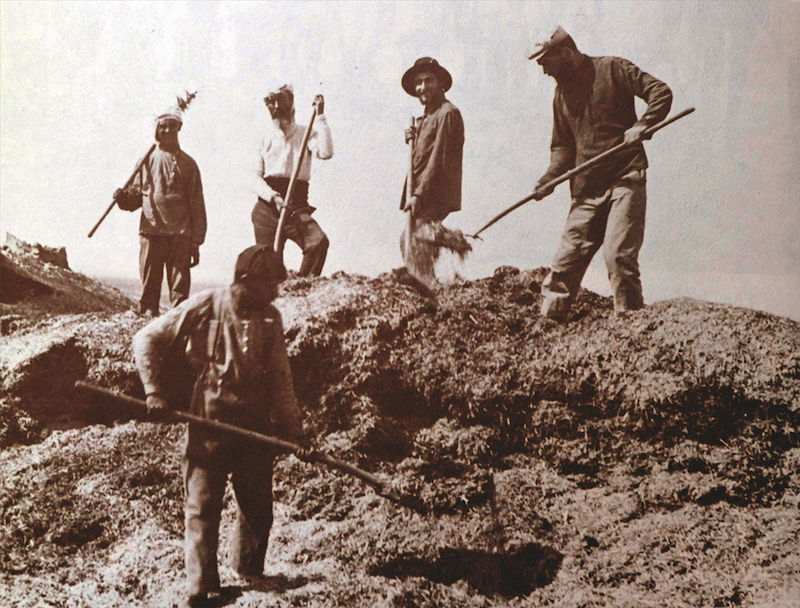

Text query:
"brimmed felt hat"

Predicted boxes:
[[528, 26, 575, 61], [402, 57, 452, 96]]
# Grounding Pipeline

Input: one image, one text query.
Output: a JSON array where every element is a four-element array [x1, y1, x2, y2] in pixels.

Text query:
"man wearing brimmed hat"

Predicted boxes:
[[251, 83, 333, 277], [529, 27, 672, 321], [397, 56, 465, 295], [114, 103, 207, 317], [133, 245, 304, 608]]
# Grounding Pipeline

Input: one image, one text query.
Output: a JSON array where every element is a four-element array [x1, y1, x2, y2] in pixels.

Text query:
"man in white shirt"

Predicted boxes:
[[251, 83, 333, 276]]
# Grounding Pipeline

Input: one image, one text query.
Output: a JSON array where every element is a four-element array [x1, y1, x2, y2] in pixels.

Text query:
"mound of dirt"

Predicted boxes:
[[1, 247, 798, 607], [0, 234, 134, 325]]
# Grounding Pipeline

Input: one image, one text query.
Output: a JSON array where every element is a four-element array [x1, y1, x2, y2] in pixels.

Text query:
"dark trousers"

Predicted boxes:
[[183, 441, 274, 595], [251, 200, 329, 277], [138, 234, 192, 314]]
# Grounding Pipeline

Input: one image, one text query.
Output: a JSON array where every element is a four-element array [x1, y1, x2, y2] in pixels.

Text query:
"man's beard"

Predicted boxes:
[[269, 103, 294, 122]]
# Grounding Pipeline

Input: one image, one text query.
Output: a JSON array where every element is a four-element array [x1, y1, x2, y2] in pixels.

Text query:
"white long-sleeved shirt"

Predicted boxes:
[[255, 115, 333, 202]]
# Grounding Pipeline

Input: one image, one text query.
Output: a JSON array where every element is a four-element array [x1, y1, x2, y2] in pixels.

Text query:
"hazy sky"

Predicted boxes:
[[2, 1, 798, 319]]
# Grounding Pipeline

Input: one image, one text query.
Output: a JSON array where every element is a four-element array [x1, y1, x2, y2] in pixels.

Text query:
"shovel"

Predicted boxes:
[[398, 117, 437, 298], [469, 107, 696, 239], [87, 144, 156, 238], [273, 103, 318, 254], [75, 381, 427, 514], [398, 118, 472, 297]]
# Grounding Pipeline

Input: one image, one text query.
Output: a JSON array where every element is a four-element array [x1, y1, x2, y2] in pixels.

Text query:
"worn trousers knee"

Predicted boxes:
[[298, 231, 329, 277]]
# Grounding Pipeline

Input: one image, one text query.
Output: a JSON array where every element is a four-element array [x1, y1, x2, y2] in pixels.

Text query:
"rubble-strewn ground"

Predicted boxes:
[[1, 242, 798, 608]]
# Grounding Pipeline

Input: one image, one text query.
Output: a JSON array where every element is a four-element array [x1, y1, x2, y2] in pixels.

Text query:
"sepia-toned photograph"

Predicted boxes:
[[1, 1, 798, 607]]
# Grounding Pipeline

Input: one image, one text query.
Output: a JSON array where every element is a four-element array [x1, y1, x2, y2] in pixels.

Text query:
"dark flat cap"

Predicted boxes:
[[402, 57, 453, 96]]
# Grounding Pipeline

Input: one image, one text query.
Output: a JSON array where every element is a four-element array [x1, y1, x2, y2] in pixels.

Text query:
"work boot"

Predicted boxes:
[[186, 587, 240, 608], [136, 303, 158, 319], [391, 266, 437, 301], [540, 292, 570, 323], [186, 592, 216, 608]]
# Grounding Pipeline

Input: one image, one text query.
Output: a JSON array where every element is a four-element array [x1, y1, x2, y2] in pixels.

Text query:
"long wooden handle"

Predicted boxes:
[[88, 143, 156, 238], [470, 107, 695, 239], [273, 108, 318, 253], [74, 381, 426, 513], [404, 116, 416, 257]]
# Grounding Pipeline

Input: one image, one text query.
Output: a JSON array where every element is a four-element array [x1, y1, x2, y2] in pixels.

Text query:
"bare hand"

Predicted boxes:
[[404, 125, 416, 144], [295, 446, 318, 462], [113, 187, 142, 211], [405, 195, 419, 213], [272, 194, 287, 209], [190, 245, 200, 268], [313, 94, 325, 115], [623, 124, 649, 145], [145, 393, 171, 418]]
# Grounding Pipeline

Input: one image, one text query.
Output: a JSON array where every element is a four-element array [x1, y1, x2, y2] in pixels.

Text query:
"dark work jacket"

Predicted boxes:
[[133, 287, 302, 457], [541, 55, 672, 198], [400, 98, 464, 220]]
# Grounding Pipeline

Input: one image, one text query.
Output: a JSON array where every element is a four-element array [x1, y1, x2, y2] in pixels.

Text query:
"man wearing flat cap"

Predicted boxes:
[[133, 245, 304, 607], [251, 83, 333, 277], [397, 57, 465, 295], [114, 104, 207, 317], [530, 27, 672, 320]]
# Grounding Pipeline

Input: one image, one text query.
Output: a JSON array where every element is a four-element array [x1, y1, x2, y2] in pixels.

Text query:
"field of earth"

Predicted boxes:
[[1, 237, 798, 607]]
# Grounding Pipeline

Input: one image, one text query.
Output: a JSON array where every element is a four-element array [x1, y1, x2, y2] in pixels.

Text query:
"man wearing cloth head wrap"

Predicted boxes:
[[251, 83, 333, 277], [133, 245, 304, 608], [529, 27, 672, 321], [114, 104, 207, 316]]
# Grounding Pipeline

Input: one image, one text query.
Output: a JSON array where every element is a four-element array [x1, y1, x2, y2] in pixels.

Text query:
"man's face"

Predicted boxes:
[[244, 280, 279, 304], [537, 46, 574, 80], [414, 71, 443, 106], [156, 118, 181, 146], [264, 89, 294, 120]]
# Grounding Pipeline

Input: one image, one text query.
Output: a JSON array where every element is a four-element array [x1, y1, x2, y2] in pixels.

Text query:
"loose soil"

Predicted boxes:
[[1, 242, 798, 607]]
